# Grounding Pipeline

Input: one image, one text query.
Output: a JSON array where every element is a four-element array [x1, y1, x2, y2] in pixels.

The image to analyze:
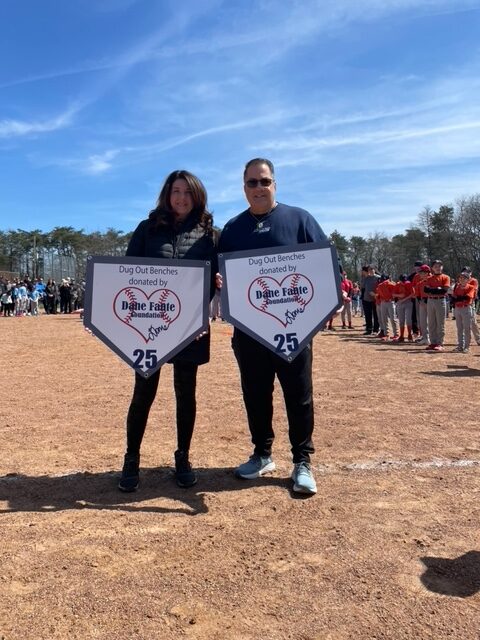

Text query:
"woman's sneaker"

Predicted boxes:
[[291, 462, 317, 494], [118, 453, 140, 492], [174, 450, 197, 488], [235, 454, 275, 479]]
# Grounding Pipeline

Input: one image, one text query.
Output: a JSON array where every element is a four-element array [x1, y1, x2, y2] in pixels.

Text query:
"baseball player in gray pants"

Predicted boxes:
[[424, 260, 450, 351]]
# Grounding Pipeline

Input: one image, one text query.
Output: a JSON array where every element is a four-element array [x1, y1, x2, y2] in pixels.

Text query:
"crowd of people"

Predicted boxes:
[[328, 261, 480, 354], [0, 276, 85, 317]]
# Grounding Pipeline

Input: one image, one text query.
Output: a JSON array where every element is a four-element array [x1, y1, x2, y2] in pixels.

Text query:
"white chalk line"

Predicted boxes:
[[315, 457, 480, 474], [0, 458, 479, 483]]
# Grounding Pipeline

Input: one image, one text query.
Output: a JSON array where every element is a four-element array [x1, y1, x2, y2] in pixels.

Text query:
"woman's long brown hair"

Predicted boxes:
[[148, 170, 213, 234]]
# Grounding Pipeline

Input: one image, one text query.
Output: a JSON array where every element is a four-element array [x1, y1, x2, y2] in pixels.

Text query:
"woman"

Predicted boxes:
[[119, 170, 217, 492], [45, 279, 57, 314]]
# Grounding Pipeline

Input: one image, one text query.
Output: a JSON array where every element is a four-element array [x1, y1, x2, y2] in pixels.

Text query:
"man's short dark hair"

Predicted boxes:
[[243, 158, 275, 179]]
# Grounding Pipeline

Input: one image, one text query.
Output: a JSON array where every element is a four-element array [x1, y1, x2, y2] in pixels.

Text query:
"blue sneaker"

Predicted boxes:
[[235, 454, 275, 479], [291, 462, 317, 494]]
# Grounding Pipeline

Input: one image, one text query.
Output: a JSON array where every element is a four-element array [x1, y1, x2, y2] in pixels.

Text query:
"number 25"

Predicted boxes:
[[133, 349, 158, 368], [273, 333, 299, 354]]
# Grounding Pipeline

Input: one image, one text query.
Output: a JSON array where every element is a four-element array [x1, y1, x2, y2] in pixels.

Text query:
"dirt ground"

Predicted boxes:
[[0, 312, 479, 640]]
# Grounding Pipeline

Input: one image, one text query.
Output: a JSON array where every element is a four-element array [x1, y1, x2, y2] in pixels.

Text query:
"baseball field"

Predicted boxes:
[[1, 314, 479, 639]]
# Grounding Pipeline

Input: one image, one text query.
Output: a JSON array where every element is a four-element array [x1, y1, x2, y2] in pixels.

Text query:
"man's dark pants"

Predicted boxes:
[[362, 300, 379, 333], [232, 329, 314, 463]]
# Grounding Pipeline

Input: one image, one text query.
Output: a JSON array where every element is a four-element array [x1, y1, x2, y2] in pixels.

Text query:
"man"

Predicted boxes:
[[218, 158, 326, 495], [424, 260, 450, 351], [362, 265, 380, 335]]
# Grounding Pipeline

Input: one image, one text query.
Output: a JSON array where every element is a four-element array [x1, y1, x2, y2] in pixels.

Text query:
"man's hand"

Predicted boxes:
[[215, 273, 223, 289]]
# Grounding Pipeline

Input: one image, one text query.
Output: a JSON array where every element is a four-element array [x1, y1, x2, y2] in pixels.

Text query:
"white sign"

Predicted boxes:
[[84, 256, 211, 377], [219, 242, 342, 360]]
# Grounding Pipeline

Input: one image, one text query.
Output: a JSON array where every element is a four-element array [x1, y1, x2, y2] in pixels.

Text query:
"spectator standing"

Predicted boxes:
[[210, 287, 222, 321], [70, 280, 80, 312], [59, 279, 72, 313], [44, 279, 57, 314], [16, 282, 28, 316], [351, 282, 361, 317], [35, 278, 46, 312], [1, 289, 12, 316], [28, 287, 41, 316], [362, 265, 380, 335]]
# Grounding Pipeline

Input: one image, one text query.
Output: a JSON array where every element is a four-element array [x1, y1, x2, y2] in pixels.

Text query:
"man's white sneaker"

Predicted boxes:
[[235, 454, 275, 479], [291, 462, 317, 494]]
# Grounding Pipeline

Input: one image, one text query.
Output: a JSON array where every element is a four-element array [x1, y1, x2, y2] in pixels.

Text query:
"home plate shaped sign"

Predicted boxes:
[[83, 256, 211, 377], [219, 242, 342, 361]]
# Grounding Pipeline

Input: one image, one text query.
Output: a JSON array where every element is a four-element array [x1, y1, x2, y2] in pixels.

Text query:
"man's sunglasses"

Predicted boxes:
[[244, 178, 274, 188]]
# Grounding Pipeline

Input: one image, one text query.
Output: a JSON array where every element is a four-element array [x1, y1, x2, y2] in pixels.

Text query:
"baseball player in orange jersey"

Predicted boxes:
[[393, 275, 414, 342], [340, 272, 354, 329], [450, 272, 476, 352], [376, 275, 398, 340], [461, 267, 480, 345], [424, 260, 450, 351], [413, 265, 431, 345]]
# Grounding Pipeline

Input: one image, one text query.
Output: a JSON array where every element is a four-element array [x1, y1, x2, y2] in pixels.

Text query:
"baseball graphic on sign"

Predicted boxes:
[[83, 256, 210, 376], [113, 287, 181, 343], [248, 274, 314, 328], [219, 242, 343, 361]]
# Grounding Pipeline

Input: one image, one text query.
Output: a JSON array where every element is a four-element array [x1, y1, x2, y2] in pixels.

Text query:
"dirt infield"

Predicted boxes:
[[1, 314, 479, 640]]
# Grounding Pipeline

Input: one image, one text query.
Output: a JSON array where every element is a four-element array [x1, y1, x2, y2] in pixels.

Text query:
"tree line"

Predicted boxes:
[[0, 227, 132, 280], [331, 194, 480, 280], [1, 193, 479, 281]]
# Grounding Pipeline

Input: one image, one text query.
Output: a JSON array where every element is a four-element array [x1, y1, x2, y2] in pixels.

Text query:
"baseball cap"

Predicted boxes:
[[419, 265, 431, 272], [431, 259, 443, 266], [414, 260, 423, 267]]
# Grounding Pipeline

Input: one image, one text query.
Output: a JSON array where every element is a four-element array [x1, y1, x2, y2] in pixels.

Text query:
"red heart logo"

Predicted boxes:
[[113, 287, 181, 343], [248, 274, 314, 327]]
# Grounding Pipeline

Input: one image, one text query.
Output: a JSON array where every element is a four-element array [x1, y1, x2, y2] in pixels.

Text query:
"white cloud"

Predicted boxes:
[[0, 106, 77, 138], [83, 150, 120, 175]]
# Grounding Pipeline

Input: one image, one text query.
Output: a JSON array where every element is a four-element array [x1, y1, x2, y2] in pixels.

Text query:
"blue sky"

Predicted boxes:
[[1, 0, 479, 237]]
